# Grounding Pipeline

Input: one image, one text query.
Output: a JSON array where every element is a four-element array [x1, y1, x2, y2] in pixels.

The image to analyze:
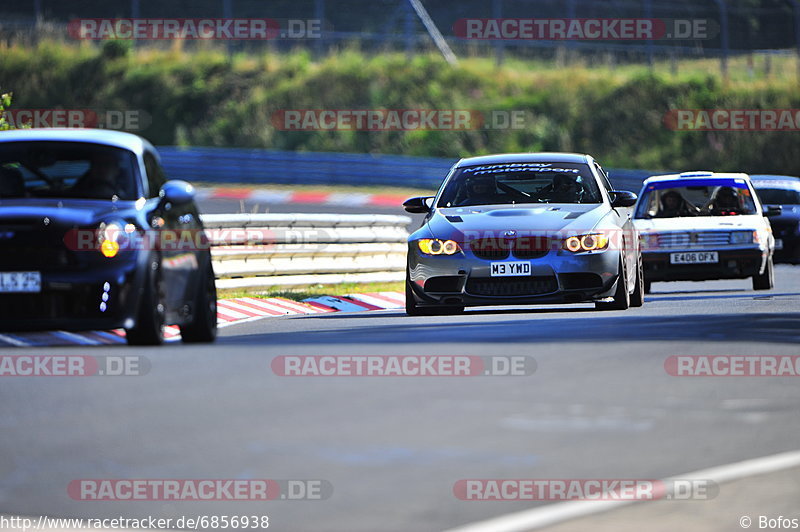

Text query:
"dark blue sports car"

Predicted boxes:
[[0, 129, 217, 344], [752, 175, 800, 264]]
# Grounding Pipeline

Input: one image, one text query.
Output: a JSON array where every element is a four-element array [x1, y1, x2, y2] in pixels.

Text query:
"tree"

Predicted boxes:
[[0, 92, 13, 131]]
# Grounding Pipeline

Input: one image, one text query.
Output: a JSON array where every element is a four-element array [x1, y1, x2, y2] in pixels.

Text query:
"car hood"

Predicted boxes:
[[634, 215, 765, 232], [427, 203, 609, 241], [0, 198, 138, 226]]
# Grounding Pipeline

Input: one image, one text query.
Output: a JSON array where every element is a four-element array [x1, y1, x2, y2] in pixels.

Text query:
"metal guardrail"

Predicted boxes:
[[160, 147, 454, 190], [160, 146, 660, 193], [200, 213, 411, 290]]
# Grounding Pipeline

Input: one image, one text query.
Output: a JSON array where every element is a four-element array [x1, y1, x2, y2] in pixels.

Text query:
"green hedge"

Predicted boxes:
[[2, 42, 798, 174]]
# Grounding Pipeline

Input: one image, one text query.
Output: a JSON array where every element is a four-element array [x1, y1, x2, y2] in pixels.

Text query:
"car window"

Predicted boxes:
[[143, 151, 167, 198], [756, 187, 800, 205], [437, 162, 602, 207], [635, 179, 759, 218], [0, 141, 138, 200], [594, 162, 613, 192]]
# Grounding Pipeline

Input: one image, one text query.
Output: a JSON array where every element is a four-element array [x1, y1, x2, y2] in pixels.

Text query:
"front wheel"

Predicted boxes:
[[752, 256, 775, 291], [180, 260, 218, 343], [126, 258, 165, 345], [595, 259, 630, 311]]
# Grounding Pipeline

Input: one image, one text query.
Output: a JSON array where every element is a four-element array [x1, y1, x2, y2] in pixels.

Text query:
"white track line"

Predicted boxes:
[[443, 449, 800, 532]]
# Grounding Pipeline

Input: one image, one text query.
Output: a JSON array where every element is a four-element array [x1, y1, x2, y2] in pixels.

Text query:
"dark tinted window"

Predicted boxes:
[[756, 187, 800, 205], [143, 152, 167, 198], [437, 162, 602, 207], [0, 141, 138, 200]]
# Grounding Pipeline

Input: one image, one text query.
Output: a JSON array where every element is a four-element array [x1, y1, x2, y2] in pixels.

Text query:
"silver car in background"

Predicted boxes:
[[403, 153, 644, 314]]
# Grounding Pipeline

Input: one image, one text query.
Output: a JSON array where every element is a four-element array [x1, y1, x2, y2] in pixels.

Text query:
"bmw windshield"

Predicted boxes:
[[437, 162, 602, 207]]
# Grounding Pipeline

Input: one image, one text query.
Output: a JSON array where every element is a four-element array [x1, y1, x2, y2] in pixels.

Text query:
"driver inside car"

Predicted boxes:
[[459, 174, 504, 205], [709, 186, 743, 216], [71, 151, 122, 199], [656, 190, 699, 218], [548, 173, 581, 203]]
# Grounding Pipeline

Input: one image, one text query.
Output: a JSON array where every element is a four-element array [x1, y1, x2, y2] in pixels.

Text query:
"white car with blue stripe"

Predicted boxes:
[[633, 171, 779, 292]]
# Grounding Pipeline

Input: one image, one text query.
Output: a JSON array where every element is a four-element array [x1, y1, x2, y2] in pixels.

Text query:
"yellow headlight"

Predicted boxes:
[[418, 239, 460, 255], [418, 239, 435, 255], [100, 239, 120, 258], [564, 233, 609, 253], [564, 236, 583, 252], [442, 240, 459, 255], [98, 222, 123, 258]]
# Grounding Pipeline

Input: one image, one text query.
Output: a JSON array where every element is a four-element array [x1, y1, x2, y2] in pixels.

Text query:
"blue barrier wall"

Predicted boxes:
[[157, 147, 664, 193]]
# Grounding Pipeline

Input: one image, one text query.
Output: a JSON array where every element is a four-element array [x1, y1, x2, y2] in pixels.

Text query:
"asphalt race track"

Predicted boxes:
[[1, 266, 798, 531]]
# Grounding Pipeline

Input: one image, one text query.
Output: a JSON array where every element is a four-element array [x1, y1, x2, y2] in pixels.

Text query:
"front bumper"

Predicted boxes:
[[642, 246, 766, 282], [407, 244, 622, 307], [0, 260, 143, 332]]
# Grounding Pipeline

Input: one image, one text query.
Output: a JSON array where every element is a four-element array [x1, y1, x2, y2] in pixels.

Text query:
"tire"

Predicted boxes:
[[752, 255, 775, 291], [630, 254, 645, 308], [180, 259, 218, 343], [595, 258, 630, 311], [406, 276, 464, 316], [126, 257, 165, 346]]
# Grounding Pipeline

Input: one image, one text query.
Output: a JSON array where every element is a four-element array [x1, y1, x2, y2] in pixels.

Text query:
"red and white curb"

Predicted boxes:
[[195, 187, 411, 208], [0, 292, 405, 347]]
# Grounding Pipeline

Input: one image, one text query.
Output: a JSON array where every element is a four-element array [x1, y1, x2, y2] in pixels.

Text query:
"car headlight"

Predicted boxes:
[[97, 221, 137, 258], [730, 231, 755, 244], [639, 232, 659, 250], [418, 239, 461, 255], [563, 233, 610, 253]]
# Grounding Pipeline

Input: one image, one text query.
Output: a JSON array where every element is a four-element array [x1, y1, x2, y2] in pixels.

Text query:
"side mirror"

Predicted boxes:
[[403, 196, 434, 214], [159, 180, 196, 207], [764, 205, 782, 217], [610, 190, 638, 208]]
